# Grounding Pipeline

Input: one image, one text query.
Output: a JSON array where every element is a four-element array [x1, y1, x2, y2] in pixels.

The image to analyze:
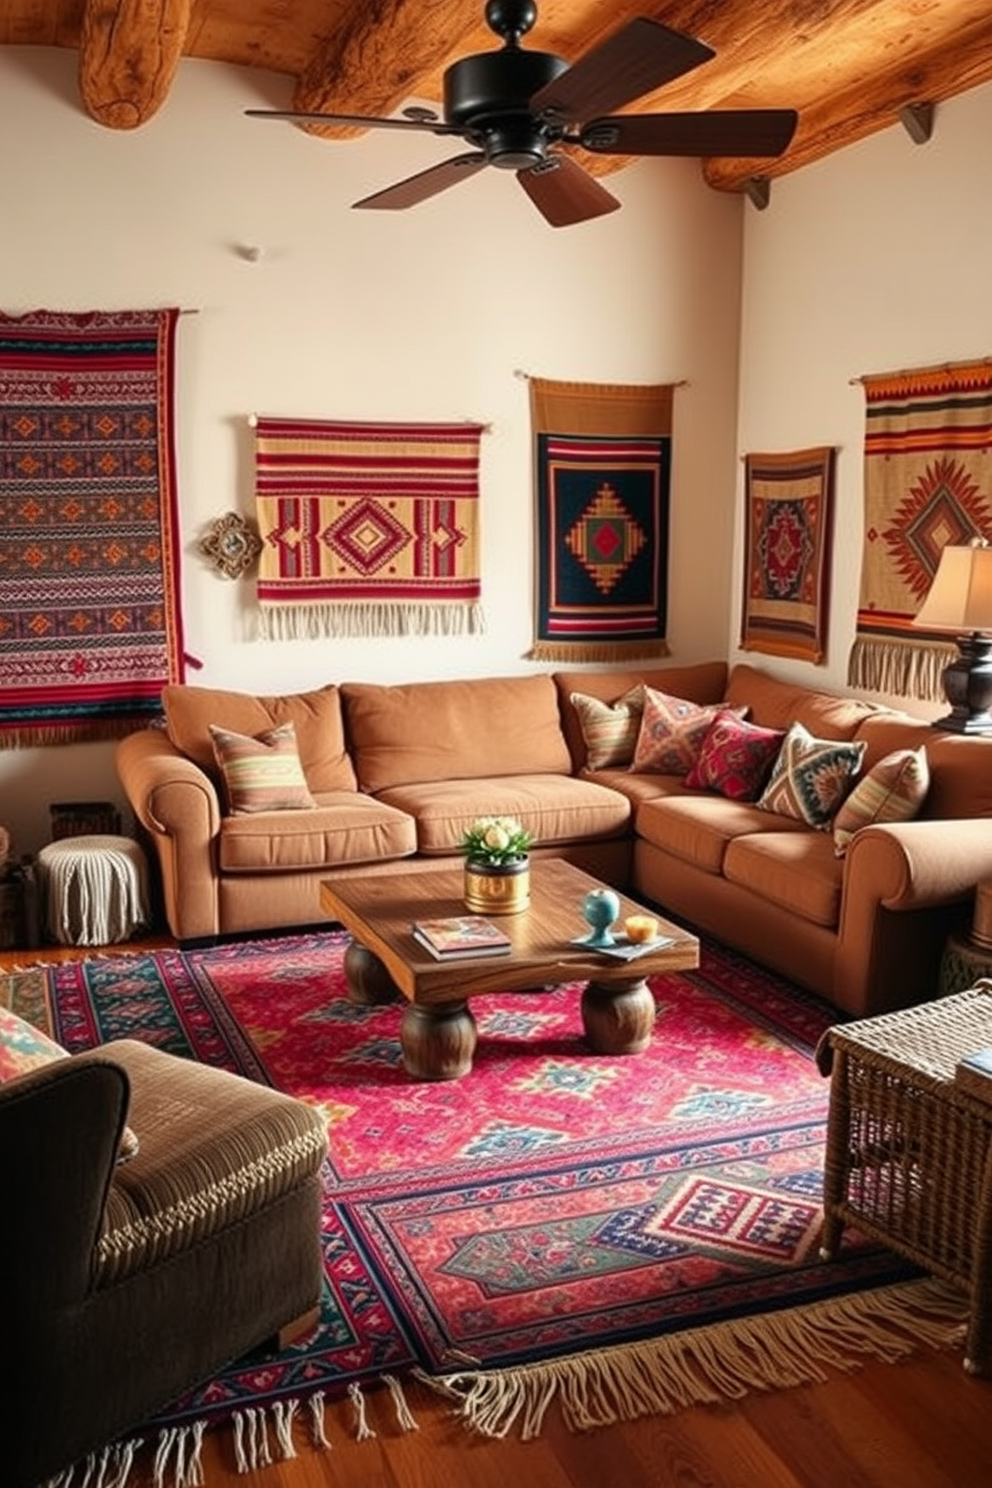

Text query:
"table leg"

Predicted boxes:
[[401, 1001, 477, 1081], [819, 1050, 850, 1260], [581, 977, 655, 1055], [343, 941, 401, 1006]]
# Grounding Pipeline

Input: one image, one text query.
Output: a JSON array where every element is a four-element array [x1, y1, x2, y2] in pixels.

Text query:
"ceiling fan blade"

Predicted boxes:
[[529, 19, 714, 125], [353, 153, 487, 211], [517, 155, 621, 229], [245, 108, 465, 138], [580, 110, 799, 158]]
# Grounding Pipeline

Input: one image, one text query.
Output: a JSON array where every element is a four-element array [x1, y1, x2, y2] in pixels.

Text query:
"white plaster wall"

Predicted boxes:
[[735, 81, 992, 717], [0, 47, 743, 854]]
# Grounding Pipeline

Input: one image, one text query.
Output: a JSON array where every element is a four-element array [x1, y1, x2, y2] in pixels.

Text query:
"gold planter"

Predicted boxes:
[[463, 857, 530, 914]]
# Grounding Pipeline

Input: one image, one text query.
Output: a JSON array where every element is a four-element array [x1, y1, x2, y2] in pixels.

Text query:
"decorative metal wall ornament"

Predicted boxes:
[[201, 511, 263, 578]]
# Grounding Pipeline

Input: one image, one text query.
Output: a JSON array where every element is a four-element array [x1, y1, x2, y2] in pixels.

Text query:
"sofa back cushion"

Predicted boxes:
[[726, 664, 876, 740], [553, 662, 729, 771], [853, 716, 992, 819], [342, 675, 572, 792], [162, 684, 357, 793]]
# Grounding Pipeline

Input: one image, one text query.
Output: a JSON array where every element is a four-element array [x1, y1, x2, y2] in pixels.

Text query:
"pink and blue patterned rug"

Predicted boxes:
[[4, 931, 917, 1429]]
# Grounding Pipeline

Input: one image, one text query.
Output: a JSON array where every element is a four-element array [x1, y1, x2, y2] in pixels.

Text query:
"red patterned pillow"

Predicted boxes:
[[630, 688, 745, 776], [685, 711, 787, 801]]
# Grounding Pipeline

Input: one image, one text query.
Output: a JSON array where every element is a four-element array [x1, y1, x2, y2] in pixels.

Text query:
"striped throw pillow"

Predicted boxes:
[[571, 686, 645, 770], [209, 721, 317, 814], [832, 747, 929, 855]]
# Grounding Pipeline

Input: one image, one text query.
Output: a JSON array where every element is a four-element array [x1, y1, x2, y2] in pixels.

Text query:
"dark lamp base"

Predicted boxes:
[[933, 633, 992, 735]]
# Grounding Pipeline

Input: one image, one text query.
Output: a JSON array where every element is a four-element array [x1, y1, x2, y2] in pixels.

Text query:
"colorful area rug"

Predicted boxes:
[[529, 377, 673, 662], [741, 446, 834, 664], [0, 307, 186, 747], [254, 415, 485, 640], [848, 358, 992, 703], [2, 932, 964, 1466]]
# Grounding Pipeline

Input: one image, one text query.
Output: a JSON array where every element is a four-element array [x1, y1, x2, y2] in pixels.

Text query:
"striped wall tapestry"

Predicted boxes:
[[848, 359, 992, 702], [254, 416, 485, 639], [0, 307, 185, 748]]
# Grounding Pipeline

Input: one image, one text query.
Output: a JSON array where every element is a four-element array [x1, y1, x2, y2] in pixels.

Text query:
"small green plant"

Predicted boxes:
[[461, 815, 534, 867]]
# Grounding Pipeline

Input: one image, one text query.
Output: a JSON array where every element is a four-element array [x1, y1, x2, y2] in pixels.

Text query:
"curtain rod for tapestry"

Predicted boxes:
[[245, 413, 492, 430], [513, 369, 689, 385], [848, 355, 992, 385]]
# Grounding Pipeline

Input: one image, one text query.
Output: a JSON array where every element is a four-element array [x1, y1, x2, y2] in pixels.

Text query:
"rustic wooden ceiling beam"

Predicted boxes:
[[292, 0, 481, 138], [702, 17, 992, 192], [78, 0, 192, 128]]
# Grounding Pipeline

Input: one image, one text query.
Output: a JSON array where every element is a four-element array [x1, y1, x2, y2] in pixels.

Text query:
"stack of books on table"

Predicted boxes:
[[411, 915, 513, 960]]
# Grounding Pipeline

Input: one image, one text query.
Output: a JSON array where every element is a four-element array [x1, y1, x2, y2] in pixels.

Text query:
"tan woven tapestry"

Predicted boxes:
[[848, 359, 992, 701], [255, 416, 485, 639]]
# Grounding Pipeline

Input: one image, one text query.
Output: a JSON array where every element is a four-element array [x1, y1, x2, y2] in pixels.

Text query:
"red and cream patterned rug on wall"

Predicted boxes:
[[2, 929, 965, 1473]]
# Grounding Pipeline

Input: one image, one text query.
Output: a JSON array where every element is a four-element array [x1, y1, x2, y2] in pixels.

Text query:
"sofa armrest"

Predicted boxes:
[[843, 819, 992, 912], [116, 729, 222, 939], [1, 1054, 128, 1316], [834, 819, 992, 1016]]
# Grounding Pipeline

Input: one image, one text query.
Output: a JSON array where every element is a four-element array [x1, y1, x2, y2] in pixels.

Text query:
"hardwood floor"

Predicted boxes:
[[4, 938, 992, 1487]]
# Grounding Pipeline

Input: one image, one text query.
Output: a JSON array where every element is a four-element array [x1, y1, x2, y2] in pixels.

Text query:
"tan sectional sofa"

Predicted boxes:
[[116, 659, 992, 1019]]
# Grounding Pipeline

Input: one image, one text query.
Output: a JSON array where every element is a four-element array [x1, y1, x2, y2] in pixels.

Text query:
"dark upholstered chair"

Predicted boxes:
[[2, 1038, 328, 1488]]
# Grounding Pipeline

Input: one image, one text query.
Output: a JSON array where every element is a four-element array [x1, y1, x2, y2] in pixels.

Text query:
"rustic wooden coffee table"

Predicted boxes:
[[319, 858, 699, 1080]]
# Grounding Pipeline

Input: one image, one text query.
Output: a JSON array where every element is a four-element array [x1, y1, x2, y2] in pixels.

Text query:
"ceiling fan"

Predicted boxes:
[[246, 0, 798, 228]]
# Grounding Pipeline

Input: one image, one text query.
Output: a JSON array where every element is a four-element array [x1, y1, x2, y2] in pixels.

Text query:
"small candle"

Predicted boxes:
[[624, 914, 658, 943]]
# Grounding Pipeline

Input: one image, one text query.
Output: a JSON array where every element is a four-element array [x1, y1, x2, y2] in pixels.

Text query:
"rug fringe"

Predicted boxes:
[[415, 1278, 968, 1440], [257, 601, 485, 641]]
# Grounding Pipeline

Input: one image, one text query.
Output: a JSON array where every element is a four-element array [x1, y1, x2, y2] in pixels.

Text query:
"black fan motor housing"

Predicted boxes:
[[444, 47, 568, 167]]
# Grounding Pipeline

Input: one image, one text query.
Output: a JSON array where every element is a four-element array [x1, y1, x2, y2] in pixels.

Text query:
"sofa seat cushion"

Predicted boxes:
[[163, 683, 357, 792], [218, 793, 416, 872], [97, 1040, 327, 1286], [375, 774, 631, 856], [342, 676, 571, 792], [637, 793, 809, 874], [723, 831, 844, 928], [583, 769, 696, 808]]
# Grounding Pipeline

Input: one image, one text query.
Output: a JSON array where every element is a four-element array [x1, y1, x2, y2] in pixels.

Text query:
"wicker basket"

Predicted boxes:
[[816, 982, 992, 1373]]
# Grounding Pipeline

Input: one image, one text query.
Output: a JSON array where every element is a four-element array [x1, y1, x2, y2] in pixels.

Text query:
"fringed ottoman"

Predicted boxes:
[[37, 833, 149, 945]]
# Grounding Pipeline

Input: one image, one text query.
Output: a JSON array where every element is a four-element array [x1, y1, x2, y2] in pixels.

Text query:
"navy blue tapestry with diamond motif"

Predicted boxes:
[[529, 378, 674, 661]]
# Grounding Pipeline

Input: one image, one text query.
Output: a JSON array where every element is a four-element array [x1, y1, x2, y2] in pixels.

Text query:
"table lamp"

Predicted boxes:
[[912, 538, 992, 734]]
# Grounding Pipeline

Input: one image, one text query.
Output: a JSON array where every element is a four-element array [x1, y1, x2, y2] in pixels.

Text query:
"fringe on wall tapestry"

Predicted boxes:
[[0, 308, 186, 749], [740, 446, 835, 664], [848, 359, 992, 702], [528, 377, 674, 663], [253, 416, 485, 639]]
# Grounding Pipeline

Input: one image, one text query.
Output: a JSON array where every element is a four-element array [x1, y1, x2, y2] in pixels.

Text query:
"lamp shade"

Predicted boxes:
[[913, 541, 992, 633]]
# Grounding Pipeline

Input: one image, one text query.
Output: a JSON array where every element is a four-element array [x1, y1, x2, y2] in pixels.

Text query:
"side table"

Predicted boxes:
[[941, 930, 992, 997], [816, 982, 992, 1373], [37, 834, 149, 946]]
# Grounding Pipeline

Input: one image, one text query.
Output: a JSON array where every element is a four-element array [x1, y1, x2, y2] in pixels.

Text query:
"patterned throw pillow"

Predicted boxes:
[[832, 747, 930, 856], [685, 711, 787, 801], [0, 1006, 139, 1162], [757, 722, 867, 828], [571, 686, 645, 770], [209, 721, 317, 814], [631, 688, 744, 776]]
